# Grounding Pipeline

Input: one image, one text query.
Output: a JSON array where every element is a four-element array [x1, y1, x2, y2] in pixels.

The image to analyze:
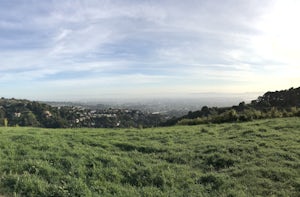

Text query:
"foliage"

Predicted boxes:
[[0, 117, 300, 196], [251, 87, 300, 107], [173, 87, 300, 126], [0, 98, 165, 128]]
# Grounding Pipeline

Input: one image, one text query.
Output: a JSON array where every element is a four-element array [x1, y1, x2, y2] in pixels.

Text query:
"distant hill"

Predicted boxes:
[[0, 98, 66, 128], [163, 87, 300, 126], [251, 87, 300, 108], [0, 98, 164, 128]]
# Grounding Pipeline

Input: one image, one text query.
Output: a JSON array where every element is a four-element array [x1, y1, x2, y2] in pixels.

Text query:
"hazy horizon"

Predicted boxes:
[[1, 0, 300, 100], [5, 91, 263, 104]]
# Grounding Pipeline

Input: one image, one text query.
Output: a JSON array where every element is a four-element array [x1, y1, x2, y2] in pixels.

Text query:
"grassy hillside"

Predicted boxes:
[[0, 118, 300, 196]]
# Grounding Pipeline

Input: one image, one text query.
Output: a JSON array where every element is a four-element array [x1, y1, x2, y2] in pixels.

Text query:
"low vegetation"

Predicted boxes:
[[165, 87, 300, 126], [1, 117, 300, 196]]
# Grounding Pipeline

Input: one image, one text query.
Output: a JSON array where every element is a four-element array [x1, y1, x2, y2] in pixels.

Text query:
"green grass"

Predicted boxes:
[[0, 117, 300, 196]]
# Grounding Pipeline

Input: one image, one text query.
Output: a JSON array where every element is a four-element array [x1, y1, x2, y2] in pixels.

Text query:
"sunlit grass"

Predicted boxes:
[[0, 117, 300, 196]]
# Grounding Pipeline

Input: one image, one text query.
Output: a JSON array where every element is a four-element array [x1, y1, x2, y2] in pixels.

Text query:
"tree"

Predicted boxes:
[[21, 112, 40, 127], [201, 106, 210, 116]]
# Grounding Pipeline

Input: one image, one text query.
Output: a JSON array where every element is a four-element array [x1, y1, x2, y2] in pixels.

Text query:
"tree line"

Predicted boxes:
[[162, 87, 300, 126]]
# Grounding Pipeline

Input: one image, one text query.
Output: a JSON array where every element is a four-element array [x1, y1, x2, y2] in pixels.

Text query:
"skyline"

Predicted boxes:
[[1, 0, 300, 101]]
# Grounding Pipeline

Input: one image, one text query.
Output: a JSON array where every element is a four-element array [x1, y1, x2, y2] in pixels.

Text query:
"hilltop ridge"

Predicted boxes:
[[0, 98, 164, 128], [1, 87, 300, 128], [163, 87, 300, 126]]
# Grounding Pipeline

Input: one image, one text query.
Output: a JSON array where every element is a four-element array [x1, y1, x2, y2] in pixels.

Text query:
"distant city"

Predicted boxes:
[[45, 92, 261, 116]]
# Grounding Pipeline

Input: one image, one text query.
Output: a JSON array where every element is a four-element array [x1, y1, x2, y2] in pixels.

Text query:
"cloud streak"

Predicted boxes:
[[0, 0, 299, 100]]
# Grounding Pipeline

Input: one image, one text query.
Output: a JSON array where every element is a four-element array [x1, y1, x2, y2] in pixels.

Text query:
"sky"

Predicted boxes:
[[0, 0, 300, 101]]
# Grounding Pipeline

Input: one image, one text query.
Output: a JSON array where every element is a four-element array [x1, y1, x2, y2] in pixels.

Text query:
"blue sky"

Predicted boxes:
[[0, 0, 300, 101]]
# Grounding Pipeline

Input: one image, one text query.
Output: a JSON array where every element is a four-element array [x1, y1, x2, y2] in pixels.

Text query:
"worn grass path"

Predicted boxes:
[[0, 117, 300, 196]]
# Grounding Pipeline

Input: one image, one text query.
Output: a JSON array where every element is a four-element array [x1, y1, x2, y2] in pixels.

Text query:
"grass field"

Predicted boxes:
[[0, 117, 300, 196]]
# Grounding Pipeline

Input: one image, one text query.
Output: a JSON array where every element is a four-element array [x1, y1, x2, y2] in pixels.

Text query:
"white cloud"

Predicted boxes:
[[53, 29, 72, 42], [49, 25, 115, 56], [1, 0, 299, 100]]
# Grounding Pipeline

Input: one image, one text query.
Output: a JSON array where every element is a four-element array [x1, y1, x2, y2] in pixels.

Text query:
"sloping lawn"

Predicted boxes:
[[0, 117, 300, 196]]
